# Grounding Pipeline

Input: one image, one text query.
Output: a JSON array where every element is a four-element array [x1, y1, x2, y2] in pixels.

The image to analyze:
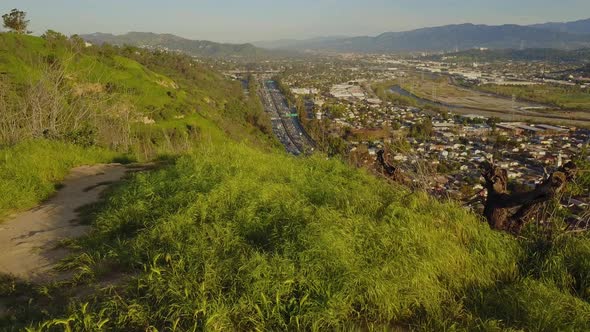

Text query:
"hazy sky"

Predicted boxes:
[[2, 0, 590, 43]]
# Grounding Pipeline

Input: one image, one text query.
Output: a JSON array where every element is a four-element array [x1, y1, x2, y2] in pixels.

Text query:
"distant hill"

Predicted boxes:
[[81, 32, 275, 58], [530, 18, 590, 35], [428, 48, 590, 63], [256, 21, 590, 53]]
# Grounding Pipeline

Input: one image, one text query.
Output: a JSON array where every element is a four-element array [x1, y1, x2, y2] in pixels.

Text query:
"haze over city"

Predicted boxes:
[[4, 0, 590, 42]]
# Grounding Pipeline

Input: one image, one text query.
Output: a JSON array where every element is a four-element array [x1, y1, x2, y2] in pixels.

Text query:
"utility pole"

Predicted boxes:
[[511, 94, 516, 122]]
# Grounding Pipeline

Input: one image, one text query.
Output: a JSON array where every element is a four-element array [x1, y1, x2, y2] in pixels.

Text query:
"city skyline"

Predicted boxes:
[[2, 0, 590, 43]]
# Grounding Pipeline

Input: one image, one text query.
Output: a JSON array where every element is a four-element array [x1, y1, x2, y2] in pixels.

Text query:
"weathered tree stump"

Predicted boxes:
[[482, 161, 577, 235], [377, 150, 406, 183]]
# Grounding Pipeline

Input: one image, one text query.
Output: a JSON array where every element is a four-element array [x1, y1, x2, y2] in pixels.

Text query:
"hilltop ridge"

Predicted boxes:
[[530, 18, 590, 35], [254, 18, 590, 52], [81, 31, 278, 58]]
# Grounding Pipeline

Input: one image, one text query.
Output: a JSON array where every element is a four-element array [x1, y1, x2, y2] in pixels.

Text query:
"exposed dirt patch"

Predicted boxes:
[[72, 82, 105, 96], [0, 164, 134, 282]]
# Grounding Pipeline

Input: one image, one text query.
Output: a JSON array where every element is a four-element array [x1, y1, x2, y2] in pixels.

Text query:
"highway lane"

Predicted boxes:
[[259, 78, 301, 155], [259, 78, 315, 155]]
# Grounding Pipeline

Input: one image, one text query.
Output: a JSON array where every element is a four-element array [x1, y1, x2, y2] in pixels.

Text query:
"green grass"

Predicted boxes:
[[0, 33, 185, 116], [68, 54, 182, 113], [5, 143, 587, 331], [0, 34, 47, 82], [0, 33, 207, 130], [469, 278, 590, 331], [0, 140, 124, 219]]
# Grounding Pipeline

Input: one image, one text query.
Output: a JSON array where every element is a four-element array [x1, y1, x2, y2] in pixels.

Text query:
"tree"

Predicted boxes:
[[42, 30, 68, 51], [486, 116, 500, 131], [2, 9, 30, 34], [69, 34, 86, 52], [42, 30, 67, 42], [409, 117, 433, 140]]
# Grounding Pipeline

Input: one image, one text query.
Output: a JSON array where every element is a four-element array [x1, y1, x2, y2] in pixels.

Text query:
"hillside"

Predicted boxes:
[[0, 32, 273, 145], [0, 32, 274, 217], [2, 32, 590, 331], [256, 22, 590, 53], [374, 24, 590, 51], [81, 32, 276, 58], [3, 143, 590, 331]]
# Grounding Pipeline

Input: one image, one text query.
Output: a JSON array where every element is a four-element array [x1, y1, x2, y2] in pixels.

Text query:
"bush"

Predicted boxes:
[[63, 123, 98, 147]]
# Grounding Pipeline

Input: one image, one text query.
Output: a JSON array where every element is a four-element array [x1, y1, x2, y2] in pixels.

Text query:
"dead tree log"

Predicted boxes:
[[482, 161, 577, 235], [377, 150, 406, 183]]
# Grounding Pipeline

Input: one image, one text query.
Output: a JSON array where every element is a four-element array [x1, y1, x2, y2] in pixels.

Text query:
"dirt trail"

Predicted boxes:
[[0, 164, 131, 282]]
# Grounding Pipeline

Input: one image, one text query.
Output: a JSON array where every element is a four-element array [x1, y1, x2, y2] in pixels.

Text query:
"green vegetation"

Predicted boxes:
[[0, 140, 123, 218], [0, 31, 274, 218], [480, 83, 590, 110], [399, 76, 468, 101], [321, 102, 348, 118], [2, 8, 29, 34], [570, 149, 590, 197], [2, 143, 589, 331], [409, 117, 434, 141], [0, 32, 272, 146], [373, 81, 418, 107]]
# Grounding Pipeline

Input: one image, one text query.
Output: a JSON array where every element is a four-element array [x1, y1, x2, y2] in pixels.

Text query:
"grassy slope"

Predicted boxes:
[[0, 33, 274, 218], [0, 33, 272, 141], [0, 34, 179, 218], [4, 144, 587, 331], [0, 33, 182, 114]]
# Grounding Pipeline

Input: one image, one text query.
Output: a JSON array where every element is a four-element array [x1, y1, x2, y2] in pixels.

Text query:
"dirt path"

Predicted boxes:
[[0, 164, 132, 282]]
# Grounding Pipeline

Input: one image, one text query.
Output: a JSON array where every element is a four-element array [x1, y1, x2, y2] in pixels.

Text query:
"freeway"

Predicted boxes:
[[259, 78, 315, 155]]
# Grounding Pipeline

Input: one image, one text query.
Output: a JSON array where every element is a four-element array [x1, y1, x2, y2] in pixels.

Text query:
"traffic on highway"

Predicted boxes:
[[259, 78, 315, 155]]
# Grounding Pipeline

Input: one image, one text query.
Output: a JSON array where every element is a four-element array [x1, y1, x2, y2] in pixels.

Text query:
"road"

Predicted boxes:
[[259, 78, 315, 155]]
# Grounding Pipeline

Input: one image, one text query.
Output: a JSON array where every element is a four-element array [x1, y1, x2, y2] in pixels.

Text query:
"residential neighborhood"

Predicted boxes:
[[223, 53, 590, 225]]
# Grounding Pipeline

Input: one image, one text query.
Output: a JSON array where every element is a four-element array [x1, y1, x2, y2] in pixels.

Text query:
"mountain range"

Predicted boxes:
[[530, 18, 590, 35], [81, 32, 273, 58], [253, 18, 590, 53], [82, 18, 590, 56]]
